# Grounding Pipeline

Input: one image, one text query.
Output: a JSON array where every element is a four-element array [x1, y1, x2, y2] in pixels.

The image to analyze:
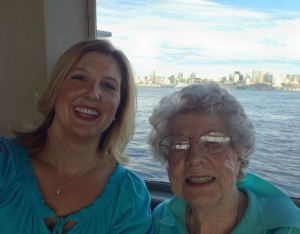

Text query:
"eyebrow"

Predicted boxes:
[[70, 68, 121, 83]]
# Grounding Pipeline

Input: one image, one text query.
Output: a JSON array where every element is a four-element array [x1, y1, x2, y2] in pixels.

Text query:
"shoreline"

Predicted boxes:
[[135, 83, 300, 92]]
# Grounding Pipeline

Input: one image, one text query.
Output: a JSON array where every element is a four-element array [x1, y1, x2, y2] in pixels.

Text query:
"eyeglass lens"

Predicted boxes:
[[160, 132, 232, 156]]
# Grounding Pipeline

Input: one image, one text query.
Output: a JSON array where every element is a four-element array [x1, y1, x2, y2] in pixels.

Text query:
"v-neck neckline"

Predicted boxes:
[[18, 148, 123, 222]]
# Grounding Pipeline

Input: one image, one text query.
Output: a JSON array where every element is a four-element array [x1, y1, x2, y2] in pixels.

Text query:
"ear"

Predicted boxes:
[[233, 150, 242, 176], [237, 152, 242, 162]]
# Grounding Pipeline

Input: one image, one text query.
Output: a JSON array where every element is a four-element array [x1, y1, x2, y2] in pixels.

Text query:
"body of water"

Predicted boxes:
[[125, 86, 300, 198]]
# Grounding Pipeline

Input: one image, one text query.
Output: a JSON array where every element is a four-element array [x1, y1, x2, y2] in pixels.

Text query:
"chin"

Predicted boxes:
[[184, 193, 217, 207], [71, 128, 100, 140]]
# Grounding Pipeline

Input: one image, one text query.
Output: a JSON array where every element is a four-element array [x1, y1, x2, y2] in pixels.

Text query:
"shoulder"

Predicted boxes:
[[152, 198, 171, 226], [0, 136, 25, 172], [0, 136, 19, 152], [152, 196, 188, 233], [0, 136, 26, 192], [0, 136, 27, 156], [153, 196, 185, 217], [109, 164, 152, 209], [271, 227, 300, 234], [117, 165, 149, 193], [109, 165, 153, 233], [237, 173, 300, 230]]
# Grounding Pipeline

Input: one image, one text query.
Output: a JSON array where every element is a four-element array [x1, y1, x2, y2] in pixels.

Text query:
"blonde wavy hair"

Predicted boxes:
[[16, 39, 136, 165]]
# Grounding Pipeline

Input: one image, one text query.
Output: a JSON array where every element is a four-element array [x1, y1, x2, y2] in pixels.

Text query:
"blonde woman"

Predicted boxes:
[[0, 40, 153, 234]]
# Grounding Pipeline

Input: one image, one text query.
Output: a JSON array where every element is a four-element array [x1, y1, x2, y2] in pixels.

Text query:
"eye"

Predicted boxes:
[[202, 140, 223, 149], [170, 142, 189, 150], [172, 142, 189, 151], [160, 135, 189, 155], [103, 82, 117, 91], [199, 135, 231, 154], [71, 75, 86, 81]]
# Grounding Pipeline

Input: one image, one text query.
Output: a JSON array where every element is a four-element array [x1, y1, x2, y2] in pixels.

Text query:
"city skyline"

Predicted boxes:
[[136, 67, 300, 88], [96, 0, 300, 79]]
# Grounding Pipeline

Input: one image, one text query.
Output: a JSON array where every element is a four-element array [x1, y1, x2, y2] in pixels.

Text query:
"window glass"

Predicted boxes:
[[96, 0, 300, 198]]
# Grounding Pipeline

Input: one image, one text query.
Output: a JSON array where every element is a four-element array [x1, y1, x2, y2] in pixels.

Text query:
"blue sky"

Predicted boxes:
[[212, 0, 300, 11], [96, 0, 300, 79]]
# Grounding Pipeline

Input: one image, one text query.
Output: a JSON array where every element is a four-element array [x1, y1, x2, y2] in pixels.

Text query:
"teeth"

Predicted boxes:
[[187, 176, 213, 184], [75, 107, 98, 116]]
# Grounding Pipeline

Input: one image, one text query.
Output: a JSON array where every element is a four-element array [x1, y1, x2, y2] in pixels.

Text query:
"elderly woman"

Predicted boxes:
[[148, 83, 300, 234]]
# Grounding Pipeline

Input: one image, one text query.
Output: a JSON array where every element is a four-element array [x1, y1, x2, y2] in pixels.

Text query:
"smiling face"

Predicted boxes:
[[49, 52, 122, 143], [167, 112, 241, 208]]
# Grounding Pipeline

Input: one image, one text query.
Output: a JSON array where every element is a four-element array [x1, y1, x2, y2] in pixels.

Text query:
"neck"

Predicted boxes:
[[187, 190, 241, 234], [39, 129, 102, 174], [47, 120, 102, 153]]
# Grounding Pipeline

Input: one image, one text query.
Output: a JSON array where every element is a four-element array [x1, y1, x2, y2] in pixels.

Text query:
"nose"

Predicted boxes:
[[86, 82, 101, 101], [185, 141, 208, 166]]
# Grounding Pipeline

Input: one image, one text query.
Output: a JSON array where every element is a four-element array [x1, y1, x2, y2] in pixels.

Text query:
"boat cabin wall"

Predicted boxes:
[[0, 0, 95, 136]]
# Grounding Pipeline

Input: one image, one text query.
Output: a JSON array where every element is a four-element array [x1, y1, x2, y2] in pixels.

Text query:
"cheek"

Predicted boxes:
[[224, 155, 240, 176], [167, 165, 184, 197], [56, 84, 74, 105], [55, 89, 66, 110], [55, 94, 72, 115], [105, 93, 120, 110], [167, 154, 180, 166], [113, 97, 121, 111], [217, 153, 240, 190]]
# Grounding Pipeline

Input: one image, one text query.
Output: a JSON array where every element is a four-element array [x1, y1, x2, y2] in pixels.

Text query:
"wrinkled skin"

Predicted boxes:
[[167, 112, 241, 208]]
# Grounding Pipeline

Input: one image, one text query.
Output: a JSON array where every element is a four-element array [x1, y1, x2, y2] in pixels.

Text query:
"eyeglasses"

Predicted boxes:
[[159, 131, 234, 156]]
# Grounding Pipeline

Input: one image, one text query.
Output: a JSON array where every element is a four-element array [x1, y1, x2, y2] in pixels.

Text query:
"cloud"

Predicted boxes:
[[96, 0, 300, 78]]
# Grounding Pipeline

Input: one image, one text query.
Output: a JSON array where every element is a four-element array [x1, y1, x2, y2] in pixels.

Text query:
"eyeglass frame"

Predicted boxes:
[[158, 131, 234, 157]]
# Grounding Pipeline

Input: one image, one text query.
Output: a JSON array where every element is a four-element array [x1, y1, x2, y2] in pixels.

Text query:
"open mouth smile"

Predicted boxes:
[[186, 176, 215, 185], [74, 106, 99, 117]]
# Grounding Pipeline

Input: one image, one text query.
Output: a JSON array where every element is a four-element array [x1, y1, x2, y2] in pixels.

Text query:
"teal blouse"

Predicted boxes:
[[152, 173, 300, 234], [0, 137, 153, 234]]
